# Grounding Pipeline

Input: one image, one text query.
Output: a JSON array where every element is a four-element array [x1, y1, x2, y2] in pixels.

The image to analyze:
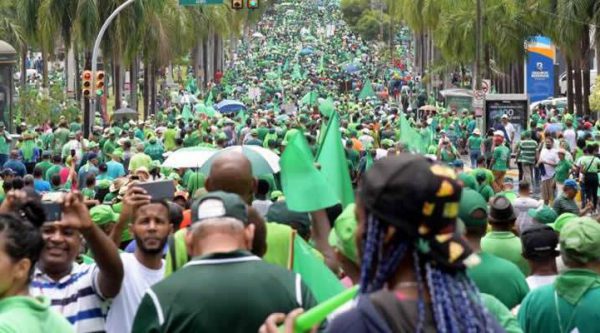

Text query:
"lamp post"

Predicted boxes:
[[85, 0, 136, 137]]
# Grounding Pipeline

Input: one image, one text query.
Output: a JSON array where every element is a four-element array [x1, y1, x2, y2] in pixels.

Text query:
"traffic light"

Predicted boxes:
[[96, 71, 105, 90], [247, 0, 259, 9], [82, 70, 92, 98], [231, 0, 243, 9]]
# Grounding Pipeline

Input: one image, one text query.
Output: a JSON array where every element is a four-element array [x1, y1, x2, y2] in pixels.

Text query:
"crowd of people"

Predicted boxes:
[[1, 0, 600, 333]]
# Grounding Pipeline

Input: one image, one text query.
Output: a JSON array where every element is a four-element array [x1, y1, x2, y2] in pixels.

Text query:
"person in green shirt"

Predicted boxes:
[[460, 188, 530, 309], [491, 138, 511, 192], [518, 217, 600, 333], [132, 191, 317, 333], [163, 123, 178, 152], [0, 213, 73, 333], [553, 179, 593, 216], [34, 151, 53, 179], [45, 155, 63, 182], [554, 149, 573, 195], [481, 196, 530, 275], [102, 130, 117, 157], [467, 128, 483, 168], [0, 122, 12, 167]]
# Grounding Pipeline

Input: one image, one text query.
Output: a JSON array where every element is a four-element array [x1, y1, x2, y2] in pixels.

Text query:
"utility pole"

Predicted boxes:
[[474, 0, 483, 91]]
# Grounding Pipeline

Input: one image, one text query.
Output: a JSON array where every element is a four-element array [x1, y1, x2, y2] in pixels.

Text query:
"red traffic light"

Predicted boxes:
[[82, 70, 92, 81]]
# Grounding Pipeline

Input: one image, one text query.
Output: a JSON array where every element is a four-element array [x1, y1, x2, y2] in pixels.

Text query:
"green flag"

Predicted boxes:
[[358, 79, 376, 100], [316, 113, 355, 208], [399, 112, 427, 153], [292, 64, 302, 80], [301, 91, 318, 106], [318, 55, 325, 74], [205, 90, 214, 107], [318, 98, 334, 117], [280, 133, 338, 212]]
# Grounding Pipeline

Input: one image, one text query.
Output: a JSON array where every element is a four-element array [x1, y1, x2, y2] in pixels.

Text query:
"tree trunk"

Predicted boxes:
[[20, 45, 27, 92], [150, 63, 157, 115], [130, 57, 138, 111], [113, 52, 122, 111], [566, 57, 574, 114], [143, 64, 149, 120], [581, 29, 591, 116], [41, 49, 49, 89], [207, 30, 215, 86], [573, 56, 583, 116]]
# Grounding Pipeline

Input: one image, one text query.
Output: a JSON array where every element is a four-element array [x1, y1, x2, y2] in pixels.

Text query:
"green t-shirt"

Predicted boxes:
[[0, 296, 74, 333], [479, 184, 495, 202], [576, 155, 600, 173], [481, 293, 523, 333], [467, 135, 483, 151], [517, 139, 538, 165], [518, 269, 600, 333], [133, 250, 317, 333], [467, 252, 530, 309], [45, 164, 62, 182], [553, 194, 580, 216], [34, 160, 53, 180], [481, 231, 530, 276], [492, 145, 510, 171], [554, 159, 572, 183], [0, 135, 9, 155]]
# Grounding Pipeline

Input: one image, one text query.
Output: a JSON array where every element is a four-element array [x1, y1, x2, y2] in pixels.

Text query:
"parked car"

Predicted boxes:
[[529, 97, 567, 114], [559, 70, 597, 96]]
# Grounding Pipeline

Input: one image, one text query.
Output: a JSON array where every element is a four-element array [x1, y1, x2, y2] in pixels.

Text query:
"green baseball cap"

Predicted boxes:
[[190, 191, 248, 225], [112, 148, 124, 159], [459, 188, 488, 228], [328, 203, 358, 264], [528, 205, 558, 225], [550, 213, 578, 232], [90, 205, 119, 226], [560, 217, 600, 263], [458, 173, 479, 191]]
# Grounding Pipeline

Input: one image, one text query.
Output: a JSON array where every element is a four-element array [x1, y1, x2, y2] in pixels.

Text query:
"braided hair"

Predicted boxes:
[[359, 214, 496, 333]]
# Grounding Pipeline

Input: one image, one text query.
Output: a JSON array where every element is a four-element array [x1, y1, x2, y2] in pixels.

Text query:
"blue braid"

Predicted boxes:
[[413, 251, 426, 333], [371, 234, 408, 291], [457, 274, 496, 331], [444, 273, 477, 333], [359, 214, 383, 293], [425, 263, 447, 332], [429, 266, 460, 333]]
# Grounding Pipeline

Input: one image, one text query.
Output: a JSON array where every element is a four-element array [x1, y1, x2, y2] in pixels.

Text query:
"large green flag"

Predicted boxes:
[[318, 97, 334, 117], [280, 133, 338, 212], [358, 79, 376, 100], [399, 112, 427, 153], [316, 113, 355, 208], [301, 91, 318, 106]]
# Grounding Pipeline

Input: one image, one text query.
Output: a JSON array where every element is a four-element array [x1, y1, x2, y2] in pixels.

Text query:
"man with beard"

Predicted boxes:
[[106, 185, 172, 333]]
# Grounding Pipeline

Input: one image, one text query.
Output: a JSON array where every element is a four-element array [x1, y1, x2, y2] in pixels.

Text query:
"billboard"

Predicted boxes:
[[525, 36, 555, 103], [485, 94, 528, 143]]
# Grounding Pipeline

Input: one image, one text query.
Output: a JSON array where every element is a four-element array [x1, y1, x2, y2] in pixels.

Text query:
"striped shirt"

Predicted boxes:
[[30, 263, 108, 333], [517, 139, 538, 165]]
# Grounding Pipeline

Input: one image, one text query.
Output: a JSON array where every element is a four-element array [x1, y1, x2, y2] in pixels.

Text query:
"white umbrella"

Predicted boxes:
[[200, 145, 280, 176], [162, 147, 217, 169], [252, 32, 265, 39]]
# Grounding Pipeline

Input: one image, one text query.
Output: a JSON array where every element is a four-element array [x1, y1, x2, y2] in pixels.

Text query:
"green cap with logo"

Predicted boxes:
[[90, 205, 119, 226], [328, 203, 358, 264], [550, 213, 578, 232], [560, 217, 600, 263], [528, 205, 558, 225], [191, 191, 248, 225], [459, 188, 488, 228]]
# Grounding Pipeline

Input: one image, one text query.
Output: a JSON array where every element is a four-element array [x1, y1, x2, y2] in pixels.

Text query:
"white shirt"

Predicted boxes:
[[503, 122, 516, 141], [563, 128, 577, 152], [539, 147, 559, 180], [513, 196, 542, 232], [105, 253, 165, 333], [526, 274, 557, 290]]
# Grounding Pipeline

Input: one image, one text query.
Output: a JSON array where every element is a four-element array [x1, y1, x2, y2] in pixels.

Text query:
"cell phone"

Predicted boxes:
[[135, 180, 176, 202], [42, 202, 62, 222]]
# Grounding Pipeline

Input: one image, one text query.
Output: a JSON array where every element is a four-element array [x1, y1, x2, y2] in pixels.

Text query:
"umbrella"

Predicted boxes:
[[162, 147, 217, 169], [112, 107, 138, 121], [252, 32, 265, 39], [200, 145, 280, 176], [344, 63, 360, 73], [418, 105, 437, 111], [215, 99, 247, 114], [299, 47, 314, 56]]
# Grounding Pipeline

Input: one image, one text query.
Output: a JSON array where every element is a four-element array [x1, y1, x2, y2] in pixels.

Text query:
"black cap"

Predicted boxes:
[[360, 154, 472, 271], [488, 196, 516, 223], [521, 225, 559, 260]]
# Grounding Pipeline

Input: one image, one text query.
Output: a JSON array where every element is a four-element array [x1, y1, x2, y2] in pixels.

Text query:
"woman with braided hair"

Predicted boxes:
[[261, 154, 506, 333]]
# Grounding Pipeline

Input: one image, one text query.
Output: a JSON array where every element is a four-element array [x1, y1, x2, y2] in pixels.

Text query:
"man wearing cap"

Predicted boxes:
[[538, 137, 560, 205], [461, 189, 530, 309], [77, 153, 99, 190], [513, 182, 542, 232], [132, 191, 317, 333], [481, 196, 530, 275], [501, 114, 515, 144], [3, 150, 26, 177], [526, 205, 558, 231], [520, 225, 559, 290], [515, 131, 537, 186], [129, 143, 152, 173], [518, 217, 600, 332], [102, 129, 118, 157], [553, 179, 593, 216], [490, 135, 511, 192], [34, 151, 53, 179], [467, 128, 483, 168], [575, 144, 600, 210], [144, 137, 165, 162], [106, 149, 126, 180], [554, 148, 572, 196]]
